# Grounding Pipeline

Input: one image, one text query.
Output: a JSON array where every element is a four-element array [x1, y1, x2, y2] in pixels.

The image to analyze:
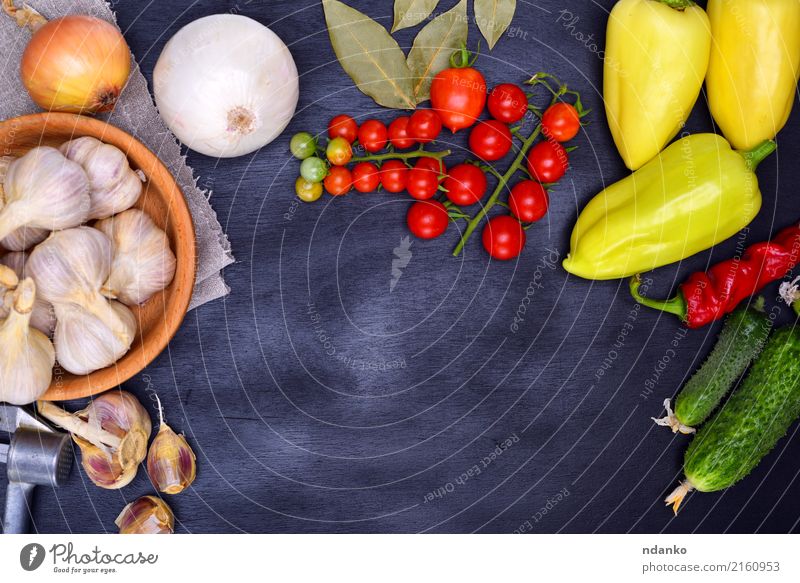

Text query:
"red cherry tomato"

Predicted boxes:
[[323, 166, 352, 196], [379, 160, 408, 193], [408, 109, 442, 143], [351, 162, 380, 193], [541, 103, 581, 142], [527, 140, 569, 183], [414, 157, 447, 183], [487, 84, 528, 124], [388, 116, 415, 149], [406, 165, 440, 200], [444, 164, 487, 206], [482, 215, 526, 260], [328, 114, 358, 143], [430, 66, 487, 132], [509, 181, 549, 222], [358, 119, 388, 153], [469, 120, 513, 161], [407, 200, 449, 239]]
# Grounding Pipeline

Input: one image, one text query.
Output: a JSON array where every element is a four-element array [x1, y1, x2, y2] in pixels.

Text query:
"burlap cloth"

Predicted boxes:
[[0, 0, 234, 309]]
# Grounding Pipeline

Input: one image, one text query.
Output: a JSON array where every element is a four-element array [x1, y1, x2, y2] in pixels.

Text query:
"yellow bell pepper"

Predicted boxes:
[[562, 134, 775, 280], [604, 0, 711, 170], [706, 0, 800, 150]]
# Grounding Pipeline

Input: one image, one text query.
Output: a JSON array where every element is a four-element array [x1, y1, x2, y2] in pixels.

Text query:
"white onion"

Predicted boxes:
[[153, 14, 299, 158]]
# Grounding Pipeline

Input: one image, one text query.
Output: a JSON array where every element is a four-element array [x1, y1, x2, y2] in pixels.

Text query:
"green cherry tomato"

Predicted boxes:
[[300, 157, 328, 183], [295, 177, 323, 202], [290, 132, 317, 160]]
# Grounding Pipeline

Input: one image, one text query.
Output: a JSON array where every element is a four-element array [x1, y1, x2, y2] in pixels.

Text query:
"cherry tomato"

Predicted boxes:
[[328, 114, 358, 143], [407, 200, 449, 239], [290, 132, 316, 160], [509, 181, 549, 222], [414, 157, 447, 182], [357, 119, 388, 153], [430, 66, 487, 132], [406, 165, 440, 200], [527, 140, 569, 183], [444, 164, 487, 206], [482, 215, 526, 260], [388, 116, 415, 149], [300, 157, 327, 183], [379, 160, 408, 193], [295, 177, 323, 202], [323, 166, 352, 196], [487, 84, 528, 124], [408, 109, 442, 144], [351, 162, 380, 193], [469, 120, 513, 161], [326, 137, 352, 166], [542, 103, 581, 142]]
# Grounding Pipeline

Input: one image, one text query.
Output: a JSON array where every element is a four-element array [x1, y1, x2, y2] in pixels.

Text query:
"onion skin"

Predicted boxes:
[[21, 16, 131, 114]]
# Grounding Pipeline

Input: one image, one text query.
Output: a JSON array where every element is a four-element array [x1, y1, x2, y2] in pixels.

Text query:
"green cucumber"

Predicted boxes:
[[666, 325, 800, 512], [654, 301, 771, 434]]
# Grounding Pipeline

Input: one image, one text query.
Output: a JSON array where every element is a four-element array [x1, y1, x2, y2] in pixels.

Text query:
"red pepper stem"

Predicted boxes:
[[629, 276, 687, 320], [741, 140, 777, 172]]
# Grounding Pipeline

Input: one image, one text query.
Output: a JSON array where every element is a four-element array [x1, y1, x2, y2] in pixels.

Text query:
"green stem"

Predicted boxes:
[[655, 0, 695, 9], [452, 126, 542, 257], [629, 276, 687, 320], [351, 148, 451, 163], [740, 140, 777, 172]]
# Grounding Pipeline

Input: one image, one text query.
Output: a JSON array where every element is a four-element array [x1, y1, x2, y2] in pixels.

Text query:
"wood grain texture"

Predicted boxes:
[[0, 113, 196, 401]]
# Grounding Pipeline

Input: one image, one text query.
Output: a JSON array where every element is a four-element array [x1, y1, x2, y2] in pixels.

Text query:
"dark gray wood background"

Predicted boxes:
[[17, 0, 800, 533]]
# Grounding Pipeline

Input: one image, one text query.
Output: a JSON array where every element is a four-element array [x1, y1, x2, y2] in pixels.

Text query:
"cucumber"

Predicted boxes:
[[666, 325, 800, 512], [654, 301, 771, 434]]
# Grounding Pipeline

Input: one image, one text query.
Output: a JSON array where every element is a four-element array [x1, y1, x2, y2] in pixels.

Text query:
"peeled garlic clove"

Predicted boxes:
[[0, 278, 55, 405], [147, 399, 196, 494], [0, 252, 56, 335], [54, 300, 136, 375], [95, 209, 176, 305], [116, 496, 174, 534], [60, 137, 145, 220], [1, 226, 49, 251], [0, 147, 90, 241], [38, 391, 152, 490]]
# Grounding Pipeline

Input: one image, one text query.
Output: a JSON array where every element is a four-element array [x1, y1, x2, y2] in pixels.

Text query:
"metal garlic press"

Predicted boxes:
[[0, 404, 73, 534]]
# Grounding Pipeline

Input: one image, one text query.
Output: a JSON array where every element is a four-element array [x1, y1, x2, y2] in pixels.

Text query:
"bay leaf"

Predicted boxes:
[[323, 0, 416, 110], [391, 0, 440, 33], [407, 0, 468, 103], [474, 0, 517, 50]]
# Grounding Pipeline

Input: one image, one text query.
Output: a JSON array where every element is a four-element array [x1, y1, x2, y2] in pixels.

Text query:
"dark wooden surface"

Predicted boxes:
[[16, 0, 800, 533]]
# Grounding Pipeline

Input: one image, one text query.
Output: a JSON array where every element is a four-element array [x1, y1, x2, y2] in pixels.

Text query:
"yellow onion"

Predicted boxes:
[[116, 496, 174, 534], [3, 1, 131, 113]]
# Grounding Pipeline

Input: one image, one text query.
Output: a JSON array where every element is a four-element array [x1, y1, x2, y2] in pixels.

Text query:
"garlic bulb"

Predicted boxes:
[[95, 209, 176, 305], [153, 14, 299, 158], [0, 147, 90, 241], [146, 397, 196, 495], [60, 137, 145, 220], [53, 301, 136, 375], [116, 496, 174, 534], [1, 227, 49, 252], [38, 391, 152, 489], [0, 252, 56, 335], [0, 278, 55, 405]]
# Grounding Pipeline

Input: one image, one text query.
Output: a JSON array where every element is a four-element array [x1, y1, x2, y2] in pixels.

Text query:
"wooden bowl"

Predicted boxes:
[[0, 113, 196, 401]]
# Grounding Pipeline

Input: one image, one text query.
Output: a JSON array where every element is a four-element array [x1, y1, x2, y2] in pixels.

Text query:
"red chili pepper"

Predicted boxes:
[[629, 224, 800, 328]]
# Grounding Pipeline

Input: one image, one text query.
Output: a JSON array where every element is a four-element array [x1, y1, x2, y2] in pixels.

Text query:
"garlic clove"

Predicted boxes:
[[54, 300, 136, 375], [115, 496, 174, 534], [95, 209, 176, 305], [0, 251, 56, 335], [0, 263, 19, 289], [0, 278, 55, 405], [1, 226, 49, 251], [0, 147, 90, 240], [146, 397, 196, 495], [38, 391, 152, 490], [60, 137, 145, 220]]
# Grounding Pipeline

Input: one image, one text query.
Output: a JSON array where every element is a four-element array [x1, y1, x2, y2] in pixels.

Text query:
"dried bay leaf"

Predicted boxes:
[[392, 0, 440, 33], [323, 0, 416, 109], [474, 0, 517, 50], [407, 0, 468, 103]]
